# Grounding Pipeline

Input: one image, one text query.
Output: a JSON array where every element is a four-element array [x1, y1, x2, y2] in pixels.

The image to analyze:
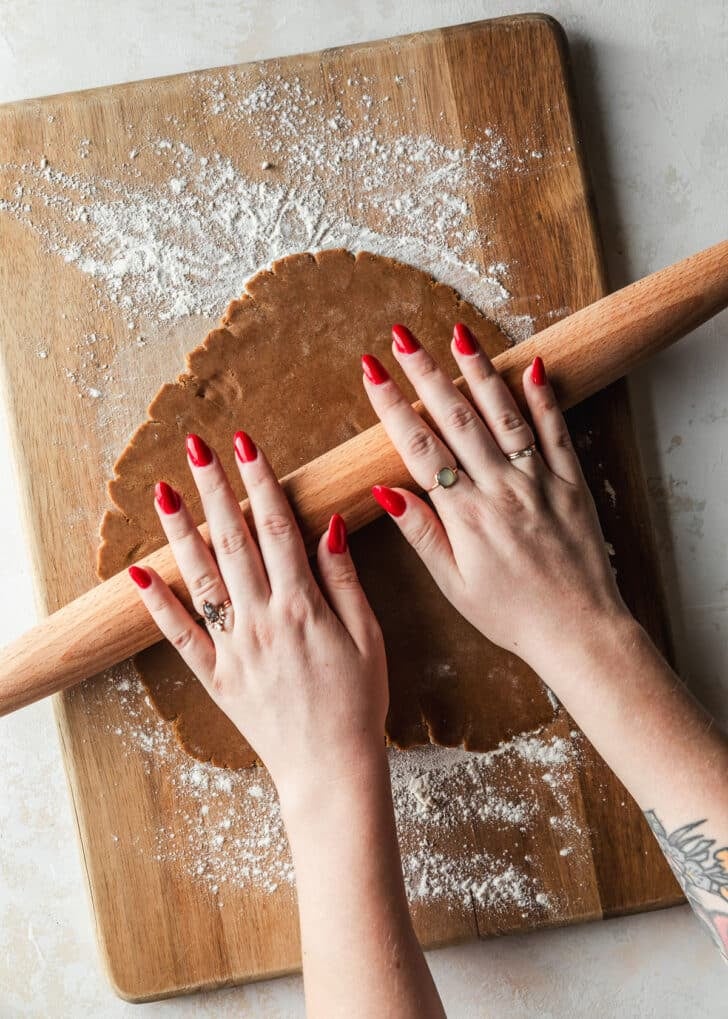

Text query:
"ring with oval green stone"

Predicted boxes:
[[427, 466, 459, 493]]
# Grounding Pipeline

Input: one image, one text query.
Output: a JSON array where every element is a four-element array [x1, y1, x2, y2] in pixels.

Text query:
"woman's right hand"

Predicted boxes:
[[362, 323, 634, 679], [366, 324, 728, 973]]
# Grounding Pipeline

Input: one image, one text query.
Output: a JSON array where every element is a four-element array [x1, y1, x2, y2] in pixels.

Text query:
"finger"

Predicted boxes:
[[361, 353, 474, 502], [522, 357, 583, 485], [232, 430, 313, 593], [316, 514, 377, 653], [389, 324, 505, 481], [450, 323, 540, 476], [371, 485, 458, 593], [153, 476, 231, 628], [128, 565, 215, 684], [184, 432, 268, 604]]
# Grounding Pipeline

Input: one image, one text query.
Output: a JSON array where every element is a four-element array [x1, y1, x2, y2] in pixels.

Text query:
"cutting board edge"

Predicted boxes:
[[0, 13, 563, 116]]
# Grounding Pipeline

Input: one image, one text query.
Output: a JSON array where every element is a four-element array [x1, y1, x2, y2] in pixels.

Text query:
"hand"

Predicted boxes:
[[128, 430, 387, 801], [362, 323, 631, 678]]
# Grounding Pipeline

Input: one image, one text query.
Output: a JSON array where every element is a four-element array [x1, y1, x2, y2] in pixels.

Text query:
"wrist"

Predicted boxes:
[[275, 738, 391, 830], [527, 605, 649, 700]]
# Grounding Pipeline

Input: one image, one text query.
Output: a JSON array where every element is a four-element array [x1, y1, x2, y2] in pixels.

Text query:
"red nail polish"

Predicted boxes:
[[361, 354, 389, 385], [453, 322, 479, 356], [186, 433, 213, 467], [128, 565, 152, 589], [392, 324, 420, 355], [372, 485, 407, 517], [327, 513, 347, 554], [234, 430, 258, 463], [531, 356, 546, 386], [155, 480, 181, 515]]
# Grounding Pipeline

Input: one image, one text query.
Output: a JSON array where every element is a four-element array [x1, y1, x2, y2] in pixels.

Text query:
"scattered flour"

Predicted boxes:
[[107, 667, 585, 916], [1, 66, 579, 920], [0, 67, 554, 476], [0, 71, 544, 348]]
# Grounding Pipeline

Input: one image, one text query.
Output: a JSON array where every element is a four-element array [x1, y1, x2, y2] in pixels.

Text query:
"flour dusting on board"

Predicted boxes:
[[109, 667, 586, 915], [0, 68, 556, 476], [1, 65, 580, 918], [0, 72, 549, 341]]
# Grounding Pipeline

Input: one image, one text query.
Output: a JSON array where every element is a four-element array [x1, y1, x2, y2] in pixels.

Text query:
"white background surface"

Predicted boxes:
[[0, 1, 726, 1015]]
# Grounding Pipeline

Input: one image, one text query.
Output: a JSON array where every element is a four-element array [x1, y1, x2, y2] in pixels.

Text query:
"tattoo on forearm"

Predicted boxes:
[[645, 810, 728, 962]]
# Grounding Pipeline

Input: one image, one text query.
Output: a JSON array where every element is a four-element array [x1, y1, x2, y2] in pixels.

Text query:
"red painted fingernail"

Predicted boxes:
[[234, 430, 258, 463], [128, 565, 152, 589], [372, 485, 407, 517], [531, 356, 546, 386], [392, 323, 420, 355], [186, 433, 213, 467], [155, 480, 181, 515], [327, 513, 348, 555], [361, 354, 389, 385], [453, 322, 479, 356]]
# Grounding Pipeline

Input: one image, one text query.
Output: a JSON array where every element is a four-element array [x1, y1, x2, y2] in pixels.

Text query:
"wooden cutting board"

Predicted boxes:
[[0, 14, 681, 1002]]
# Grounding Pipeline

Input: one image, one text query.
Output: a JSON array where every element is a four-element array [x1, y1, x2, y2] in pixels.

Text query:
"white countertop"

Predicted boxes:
[[1, 2, 726, 1015]]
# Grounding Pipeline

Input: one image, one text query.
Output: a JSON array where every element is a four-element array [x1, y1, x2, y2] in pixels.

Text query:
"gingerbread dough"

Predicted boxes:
[[97, 250, 554, 769]]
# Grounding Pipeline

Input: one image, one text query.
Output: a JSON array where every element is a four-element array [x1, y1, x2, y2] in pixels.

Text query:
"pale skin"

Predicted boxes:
[[131, 323, 728, 1016]]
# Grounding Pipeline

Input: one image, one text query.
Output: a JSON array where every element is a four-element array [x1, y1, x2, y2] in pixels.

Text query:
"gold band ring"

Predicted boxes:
[[506, 443, 537, 462]]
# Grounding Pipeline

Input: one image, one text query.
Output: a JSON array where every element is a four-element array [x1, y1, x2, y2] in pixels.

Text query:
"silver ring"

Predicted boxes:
[[428, 466, 459, 493], [506, 443, 537, 462], [202, 598, 232, 632]]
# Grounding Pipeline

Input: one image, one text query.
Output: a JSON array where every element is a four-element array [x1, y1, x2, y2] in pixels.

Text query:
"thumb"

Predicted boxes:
[[371, 486, 455, 591], [317, 514, 378, 652]]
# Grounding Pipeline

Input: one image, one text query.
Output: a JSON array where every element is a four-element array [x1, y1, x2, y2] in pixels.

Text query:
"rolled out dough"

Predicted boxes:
[[97, 250, 554, 769]]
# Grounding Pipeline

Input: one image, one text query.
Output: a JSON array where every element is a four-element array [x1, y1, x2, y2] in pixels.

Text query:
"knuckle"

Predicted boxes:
[[473, 358, 496, 382], [537, 395, 559, 415], [496, 410, 528, 434], [417, 355, 438, 378], [189, 572, 222, 599], [552, 428, 574, 451], [164, 517, 189, 541], [201, 473, 228, 498], [259, 512, 295, 541], [327, 564, 361, 591], [170, 627, 195, 652], [215, 528, 248, 558], [280, 589, 314, 626], [405, 426, 438, 460], [248, 616, 274, 650], [409, 517, 440, 558], [378, 387, 404, 412], [458, 494, 488, 531], [444, 402, 477, 433], [493, 482, 528, 517]]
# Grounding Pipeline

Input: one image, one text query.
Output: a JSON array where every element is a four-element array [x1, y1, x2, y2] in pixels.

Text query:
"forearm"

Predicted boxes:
[[535, 612, 728, 959], [279, 744, 445, 1019]]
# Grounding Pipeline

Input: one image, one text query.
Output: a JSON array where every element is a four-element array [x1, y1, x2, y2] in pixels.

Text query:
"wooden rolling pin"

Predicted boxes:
[[1, 240, 727, 716]]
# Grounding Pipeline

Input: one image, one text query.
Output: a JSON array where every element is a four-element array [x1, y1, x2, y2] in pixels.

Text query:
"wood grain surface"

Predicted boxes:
[[0, 14, 681, 1002]]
